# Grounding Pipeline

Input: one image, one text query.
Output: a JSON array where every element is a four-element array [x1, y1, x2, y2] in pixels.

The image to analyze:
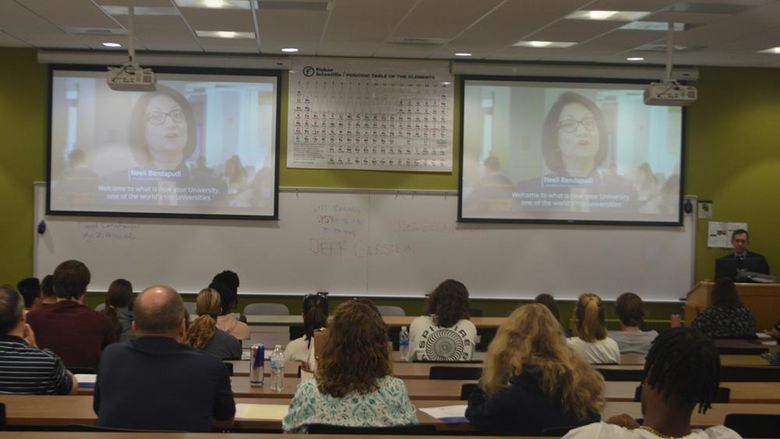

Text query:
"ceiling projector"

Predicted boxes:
[[644, 81, 697, 106], [107, 64, 156, 91]]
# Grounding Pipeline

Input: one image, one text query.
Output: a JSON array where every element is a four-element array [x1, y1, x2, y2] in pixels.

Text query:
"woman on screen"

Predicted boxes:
[[466, 304, 603, 435], [101, 85, 226, 207], [515, 92, 637, 215], [282, 300, 417, 433], [406, 279, 477, 361], [567, 293, 620, 364]]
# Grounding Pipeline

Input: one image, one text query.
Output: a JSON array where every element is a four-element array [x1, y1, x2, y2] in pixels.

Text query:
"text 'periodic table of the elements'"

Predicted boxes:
[[287, 58, 454, 172]]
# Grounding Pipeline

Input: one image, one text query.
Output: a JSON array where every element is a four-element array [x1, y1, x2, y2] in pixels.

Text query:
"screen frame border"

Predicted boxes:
[[46, 63, 282, 221], [457, 75, 686, 227]]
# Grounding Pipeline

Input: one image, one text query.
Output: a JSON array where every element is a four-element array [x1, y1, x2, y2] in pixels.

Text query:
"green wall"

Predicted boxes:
[[1, 50, 777, 321], [686, 67, 780, 282], [0, 48, 47, 282]]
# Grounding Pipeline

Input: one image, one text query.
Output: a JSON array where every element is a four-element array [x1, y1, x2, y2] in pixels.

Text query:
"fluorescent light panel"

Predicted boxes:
[[621, 22, 687, 31], [566, 10, 650, 21], [758, 47, 780, 54], [101, 6, 179, 16], [454, 52, 472, 57], [102, 42, 122, 48], [281, 47, 299, 53], [513, 41, 576, 48], [195, 30, 255, 39], [175, 0, 253, 9]]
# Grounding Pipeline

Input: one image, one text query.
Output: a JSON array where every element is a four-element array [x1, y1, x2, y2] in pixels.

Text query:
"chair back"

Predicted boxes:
[[0, 402, 5, 430], [720, 366, 780, 382], [68, 367, 97, 374], [243, 303, 289, 316], [376, 305, 405, 316], [306, 423, 437, 435], [724, 414, 780, 438], [429, 366, 482, 380], [597, 367, 644, 381], [460, 382, 478, 400], [634, 385, 730, 403], [541, 425, 579, 436]]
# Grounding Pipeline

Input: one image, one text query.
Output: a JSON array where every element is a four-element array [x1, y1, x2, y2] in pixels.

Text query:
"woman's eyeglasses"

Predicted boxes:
[[146, 109, 185, 126], [558, 117, 596, 133]]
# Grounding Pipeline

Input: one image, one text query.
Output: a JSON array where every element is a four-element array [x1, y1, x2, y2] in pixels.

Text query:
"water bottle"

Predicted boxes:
[[269, 344, 285, 392], [399, 326, 410, 362]]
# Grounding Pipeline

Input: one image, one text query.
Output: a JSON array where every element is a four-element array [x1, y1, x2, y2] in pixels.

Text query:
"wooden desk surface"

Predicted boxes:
[[244, 315, 507, 328], [0, 434, 527, 439], [2, 395, 779, 432], [605, 381, 780, 404]]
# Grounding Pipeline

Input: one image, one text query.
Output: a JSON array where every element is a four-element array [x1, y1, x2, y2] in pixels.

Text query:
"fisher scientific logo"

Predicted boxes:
[[302, 66, 315, 77]]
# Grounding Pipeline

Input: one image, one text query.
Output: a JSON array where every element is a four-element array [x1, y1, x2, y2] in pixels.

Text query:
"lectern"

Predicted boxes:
[[685, 281, 780, 330]]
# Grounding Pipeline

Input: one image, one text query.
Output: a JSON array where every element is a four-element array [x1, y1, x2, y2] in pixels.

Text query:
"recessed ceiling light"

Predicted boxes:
[[513, 40, 576, 49], [281, 47, 299, 53], [195, 30, 255, 39], [174, 0, 253, 9], [566, 10, 650, 21], [454, 52, 472, 57], [102, 42, 122, 48], [621, 21, 687, 31], [101, 6, 179, 16], [758, 46, 780, 54], [626, 57, 645, 61]]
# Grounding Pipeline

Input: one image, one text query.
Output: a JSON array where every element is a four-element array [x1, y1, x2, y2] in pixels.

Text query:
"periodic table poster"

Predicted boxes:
[[287, 58, 454, 172]]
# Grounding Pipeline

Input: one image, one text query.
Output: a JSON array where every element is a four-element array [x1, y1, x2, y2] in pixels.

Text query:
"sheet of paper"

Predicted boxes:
[[707, 221, 747, 248], [75, 373, 96, 388], [419, 404, 467, 423], [235, 403, 289, 420]]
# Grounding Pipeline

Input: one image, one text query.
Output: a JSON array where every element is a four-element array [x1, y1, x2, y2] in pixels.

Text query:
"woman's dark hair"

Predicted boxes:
[[427, 279, 470, 328], [209, 270, 239, 315], [16, 277, 40, 308], [317, 300, 391, 397], [40, 275, 55, 299], [542, 91, 608, 176], [127, 85, 197, 167], [102, 278, 133, 338], [615, 292, 645, 327], [302, 293, 328, 342], [711, 277, 743, 308], [534, 293, 560, 322], [643, 327, 720, 414]]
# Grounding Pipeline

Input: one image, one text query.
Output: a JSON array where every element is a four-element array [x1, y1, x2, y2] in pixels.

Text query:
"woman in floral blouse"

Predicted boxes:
[[693, 278, 756, 338], [282, 299, 417, 433]]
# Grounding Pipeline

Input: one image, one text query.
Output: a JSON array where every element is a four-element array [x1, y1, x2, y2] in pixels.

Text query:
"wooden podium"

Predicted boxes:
[[685, 281, 780, 330]]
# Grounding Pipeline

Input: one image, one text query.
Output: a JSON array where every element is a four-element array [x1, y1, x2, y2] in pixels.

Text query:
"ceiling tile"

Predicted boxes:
[[322, 0, 417, 43], [257, 9, 328, 47], [179, 8, 254, 32], [391, 0, 504, 40], [16, 0, 118, 28]]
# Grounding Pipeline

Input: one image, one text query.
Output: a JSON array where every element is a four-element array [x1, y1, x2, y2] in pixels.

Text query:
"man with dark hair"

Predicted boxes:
[[94, 285, 235, 432], [26, 260, 116, 369], [563, 328, 740, 438], [16, 277, 40, 310], [714, 229, 770, 281], [0, 285, 78, 394], [39, 274, 57, 306]]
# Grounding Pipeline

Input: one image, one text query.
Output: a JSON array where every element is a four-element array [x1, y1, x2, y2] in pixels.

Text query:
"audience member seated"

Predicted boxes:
[[16, 277, 40, 312], [209, 270, 249, 341], [187, 288, 241, 360], [609, 292, 658, 355], [39, 274, 57, 307], [0, 285, 78, 394], [693, 278, 757, 339], [567, 293, 620, 364], [26, 260, 116, 369], [466, 304, 603, 435], [283, 300, 417, 433], [563, 328, 741, 438], [285, 292, 328, 366], [406, 279, 477, 361], [100, 279, 135, 342], [94, 285, 235, 432]]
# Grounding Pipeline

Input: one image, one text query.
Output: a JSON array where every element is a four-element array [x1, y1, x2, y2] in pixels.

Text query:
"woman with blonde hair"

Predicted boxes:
[[568, 293, 620, 364], [283, 300, 417, 433], [466, 304, 604, 435], [187, 288, 241, 360]]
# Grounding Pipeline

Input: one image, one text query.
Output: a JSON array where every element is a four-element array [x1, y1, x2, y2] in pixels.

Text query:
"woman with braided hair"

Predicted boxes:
[[187, 288, 241, 360], [567, 293, 620, 364]]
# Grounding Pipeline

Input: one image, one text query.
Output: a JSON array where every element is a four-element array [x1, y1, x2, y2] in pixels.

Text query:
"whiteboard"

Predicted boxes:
[[34, 183, 695, 301]]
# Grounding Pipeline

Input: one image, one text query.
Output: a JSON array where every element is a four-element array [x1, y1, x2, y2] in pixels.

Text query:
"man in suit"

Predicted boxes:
[[714, 229, 770, 281]]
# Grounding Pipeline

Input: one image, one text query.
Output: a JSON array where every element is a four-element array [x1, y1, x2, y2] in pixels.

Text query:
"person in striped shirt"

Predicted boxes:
[[0, 284, 77, 395]]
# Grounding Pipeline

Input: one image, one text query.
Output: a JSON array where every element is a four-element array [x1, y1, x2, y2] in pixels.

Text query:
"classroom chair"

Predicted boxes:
[[429, 366, 482, 380], [719, 366, 780, 382], [541, 425, 580, 436], [68, 367, 97, 374], [183, 302, 197, 316], [243, 303, 289, 316], [376, 305, 405, 316], [634, 385, 730, 403], [716, 346, 768, 355], [306, 423, 437, 434], [0, 402, 5, 430], [460, 383, 478, 400], [724, 413, 780, 438]]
